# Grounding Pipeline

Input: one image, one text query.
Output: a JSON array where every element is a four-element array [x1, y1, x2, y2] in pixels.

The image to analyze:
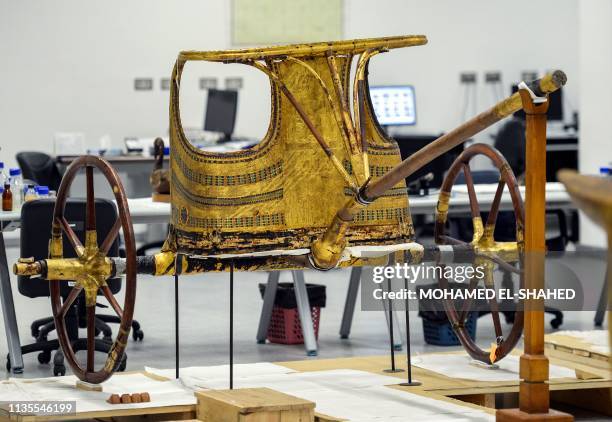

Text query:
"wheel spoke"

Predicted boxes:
[[86, 166, 96, 232], [458, 275, 479, 322], [462, 163, 481, 219], [59, 217, 84, 257], [100, 219, 121, 255], [86, 303, 96, 372], [59, 285, 83, 318], [101, 285, 123, 319], [489, 299, 504, 339], [485, 179, 506, 231]]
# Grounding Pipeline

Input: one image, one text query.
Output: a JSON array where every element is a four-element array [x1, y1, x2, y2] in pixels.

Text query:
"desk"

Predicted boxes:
[[0, 212, 22, 373], [1, 184, 574, 373], [55, 137, 257, 199], [57, 156, 165, 199], [124, 183, 573, 223]]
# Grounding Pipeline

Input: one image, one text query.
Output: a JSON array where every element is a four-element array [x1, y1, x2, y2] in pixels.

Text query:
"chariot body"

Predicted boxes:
[[13, 35, 567, 384]]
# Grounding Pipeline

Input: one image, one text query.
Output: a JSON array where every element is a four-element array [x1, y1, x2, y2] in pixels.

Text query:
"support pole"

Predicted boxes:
[[400, 277, 421, 386], [174, 254, 182, 380], [496, 89, 572, 422], [384, 262, 403, 373], [229, 260, 234, 390]]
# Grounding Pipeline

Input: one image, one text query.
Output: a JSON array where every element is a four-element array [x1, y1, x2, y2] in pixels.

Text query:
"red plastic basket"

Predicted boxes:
[[267, 306, 321, 345]]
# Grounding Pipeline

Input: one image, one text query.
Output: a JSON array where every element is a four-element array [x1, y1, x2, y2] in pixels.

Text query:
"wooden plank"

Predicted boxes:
[[3, 352, 610, 421], [551, 387, 612, 417], [277, 351, 612, 415], [545, 331, 610, 370]]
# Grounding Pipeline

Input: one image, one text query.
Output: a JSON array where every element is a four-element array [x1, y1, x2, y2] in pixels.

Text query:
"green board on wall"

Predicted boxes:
[[232, 0, 343, 45]]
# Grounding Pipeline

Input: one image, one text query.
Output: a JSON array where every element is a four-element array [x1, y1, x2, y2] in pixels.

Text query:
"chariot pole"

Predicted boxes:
[[310, 71, 567, 270]]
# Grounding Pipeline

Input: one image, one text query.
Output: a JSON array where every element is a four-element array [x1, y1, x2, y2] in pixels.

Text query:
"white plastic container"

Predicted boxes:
[[0, 162, 7, 187], [24, 184, 38, 202], [9, 168, 23, 210]]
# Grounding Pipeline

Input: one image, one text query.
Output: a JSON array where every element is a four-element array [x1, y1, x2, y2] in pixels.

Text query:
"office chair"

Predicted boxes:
[[16, 152, 63, 191], [8, 198, 143, 376]]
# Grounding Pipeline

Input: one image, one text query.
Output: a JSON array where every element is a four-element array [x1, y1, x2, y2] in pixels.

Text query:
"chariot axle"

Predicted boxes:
[[14, 241, 516, 279]]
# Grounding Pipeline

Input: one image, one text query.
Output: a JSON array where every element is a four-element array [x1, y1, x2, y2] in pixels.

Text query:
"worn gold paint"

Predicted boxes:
[[471, 217, 484, 244], [168, 36, 420, 263], [103, 327, 129, 373], [39, 229, 114, 307], [435, 191, 451, 223], [13, 258, 42, 276], [179, 35, 427, 62]]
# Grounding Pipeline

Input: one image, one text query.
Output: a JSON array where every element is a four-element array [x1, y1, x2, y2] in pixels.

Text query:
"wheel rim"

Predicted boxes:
[[434, 143, 525, 364], [49, 156, 136, 384]]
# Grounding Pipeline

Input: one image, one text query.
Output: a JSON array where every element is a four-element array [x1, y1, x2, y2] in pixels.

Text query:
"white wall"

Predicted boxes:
[[578, 1, 612, 248], [0, 0, 579, 170]]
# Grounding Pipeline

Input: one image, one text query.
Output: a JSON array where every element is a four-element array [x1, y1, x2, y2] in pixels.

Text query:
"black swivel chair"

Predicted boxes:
[[9, 198, 143, 375], [16, 152, 63, 191]]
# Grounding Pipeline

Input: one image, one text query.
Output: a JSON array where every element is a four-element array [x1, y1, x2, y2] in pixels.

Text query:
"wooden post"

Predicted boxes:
[[496, 90, 573, 421]]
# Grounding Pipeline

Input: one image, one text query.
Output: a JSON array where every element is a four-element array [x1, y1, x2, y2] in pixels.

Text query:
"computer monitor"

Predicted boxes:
[[394, 134, 464, 190], [369, 85, 416, 126], [204, 89, 238, 142], [511, 84, 563, 121]]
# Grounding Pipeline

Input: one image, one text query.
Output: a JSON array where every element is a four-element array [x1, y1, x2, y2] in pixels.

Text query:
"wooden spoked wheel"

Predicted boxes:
[[50, 156, 136, 384], [434, 143, 524, 364]]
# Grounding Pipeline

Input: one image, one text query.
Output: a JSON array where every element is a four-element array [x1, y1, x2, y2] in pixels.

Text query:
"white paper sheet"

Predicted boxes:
[[412, 354, 576, 382], [296, 385, 493, 422], [145, 362, 296, 390], [145, 366, 494, 421], [2, 365, 496, 421], [1, 373, 196, 413]]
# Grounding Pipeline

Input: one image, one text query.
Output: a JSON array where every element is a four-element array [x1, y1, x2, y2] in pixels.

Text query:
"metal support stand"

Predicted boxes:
[[384, 272, 403, 373], [400, 277, 420, 386], [256, 271, 317, 355], [339, 266, 362, 339], [594, 267, 608, 327], [229, 260, 234, 389], [174, 254, 181, 379], [292, 270, 318, 356], [256, 272, 280, 343], [0, 229, 23, 373]]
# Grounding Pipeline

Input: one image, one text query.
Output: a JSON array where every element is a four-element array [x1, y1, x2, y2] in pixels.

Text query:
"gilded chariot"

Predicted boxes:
[[14, 35, 567, 384]]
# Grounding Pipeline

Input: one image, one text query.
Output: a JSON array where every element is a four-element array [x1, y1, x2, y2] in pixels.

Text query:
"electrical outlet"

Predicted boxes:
[[160, 78, 171, 90], [485, 71, 501, 83], [460, 72, 477, 84], [134, 78, 153, 91], [521, 71, 538, 82], [199, 77, 218, 90], [225, 77, 243, 90]]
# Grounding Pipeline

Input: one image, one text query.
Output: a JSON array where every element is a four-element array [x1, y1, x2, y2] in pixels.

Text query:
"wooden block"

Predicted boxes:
[[196, 388, 315, 422], [76, 380, 103, 392], [455, 393, 496, 408], [496, 408, 574, 421]]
